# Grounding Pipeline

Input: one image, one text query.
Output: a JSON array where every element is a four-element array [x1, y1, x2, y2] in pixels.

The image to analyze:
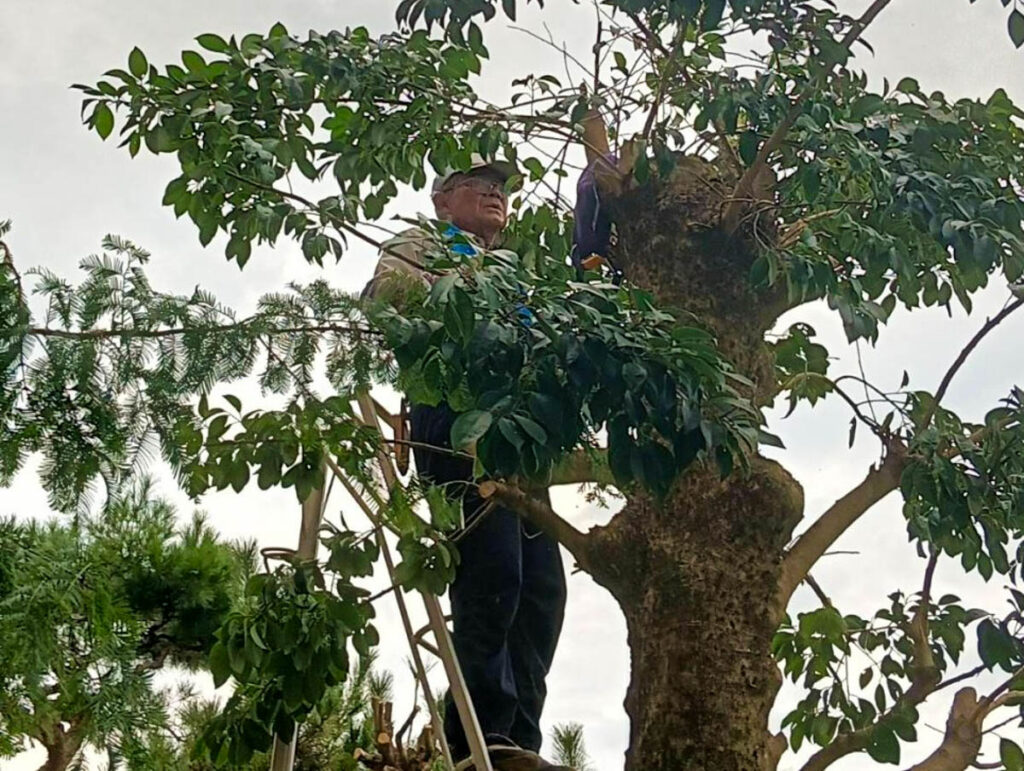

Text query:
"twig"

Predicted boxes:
[[624, 10, 671, 57], [920, 297, 1024, 430], [18, 321, 375, 342], [641, 27, 685, 141], [508, 24, 594, 81], [804, 574, 833, 607], [934, 665, 989, 694], [982, 712, 1021, 736], [976, 664, 1024, 719]]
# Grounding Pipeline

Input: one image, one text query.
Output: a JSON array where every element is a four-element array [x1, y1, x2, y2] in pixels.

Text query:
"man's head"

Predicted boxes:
[[431, 157, 517, 246]]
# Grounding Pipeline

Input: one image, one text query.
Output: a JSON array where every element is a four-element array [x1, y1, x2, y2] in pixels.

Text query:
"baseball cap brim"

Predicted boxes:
[[431, 154, 521, 194]]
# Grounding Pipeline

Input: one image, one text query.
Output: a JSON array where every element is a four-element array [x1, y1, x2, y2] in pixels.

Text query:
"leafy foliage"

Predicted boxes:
[[368, 223, 761, 495], [76, 24, 520, 268], [198, 545, 379, 766], [0, 234, 381, 510], [903, 389, 1024, 580], [129, 655, 394, 770], [3, 0, 1022, 767]]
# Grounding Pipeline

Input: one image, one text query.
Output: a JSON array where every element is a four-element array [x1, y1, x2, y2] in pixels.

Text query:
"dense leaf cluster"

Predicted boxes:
[[369, 223, 760, 496], [903, 389, 1024, 581], [200, 538, 379, 766], [77, 24, 516, 267]]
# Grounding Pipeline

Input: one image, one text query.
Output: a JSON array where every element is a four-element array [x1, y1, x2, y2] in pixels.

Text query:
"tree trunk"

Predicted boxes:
[[36, 723, 84, 771], [589, 157, 803, 769], [588, 460, 802, 770]]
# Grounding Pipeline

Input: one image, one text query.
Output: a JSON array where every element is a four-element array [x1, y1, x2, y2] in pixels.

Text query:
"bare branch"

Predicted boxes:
[[478, 480, 591, 570], [975, 663, 1024, 719], [920, 298, 1024, 430], [903, 688, 984, 771], [641, 29, 685, 141], [934, 665, 989, 694], [722, 0, 896, 233], [804, 573, 833, 608], [778, 448, 906, 611]]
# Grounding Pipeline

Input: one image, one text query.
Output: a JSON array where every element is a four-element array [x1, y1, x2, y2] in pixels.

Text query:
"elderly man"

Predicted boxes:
[[364, 157, 569, 771]]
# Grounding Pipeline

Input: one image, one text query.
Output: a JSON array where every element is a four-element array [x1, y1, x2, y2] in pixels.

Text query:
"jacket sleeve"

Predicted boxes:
[[361, 228, 434, 301]]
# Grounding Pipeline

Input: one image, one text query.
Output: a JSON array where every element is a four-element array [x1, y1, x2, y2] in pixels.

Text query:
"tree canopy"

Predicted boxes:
[[3, 0, 1024, 768]]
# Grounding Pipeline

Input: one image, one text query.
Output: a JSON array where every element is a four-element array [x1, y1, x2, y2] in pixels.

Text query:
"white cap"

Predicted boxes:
[[431, 153, 520, 194]]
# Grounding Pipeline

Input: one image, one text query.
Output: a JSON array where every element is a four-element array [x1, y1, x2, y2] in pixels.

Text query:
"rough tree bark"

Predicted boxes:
[[577, 157, 806, 770]]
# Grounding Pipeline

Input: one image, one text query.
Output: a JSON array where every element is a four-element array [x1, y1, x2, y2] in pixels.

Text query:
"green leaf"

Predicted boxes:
[[1010, 10, 1024, 48], [867, 723, 900, 764], [758, 429, 785, 449], [182, 50, 207, 75], [196, 33, 230, 53], [513, 414, 547, 446], [208, 641, 231, 687], [450, 410, 492, 451], [701, 0, 726, 31], [978, 619, 1017, 671], [128, 46, 148, 78], [501, 0, 517, 22], [1002, 738, 1024, 771], [738, 131, 759, 166], [93, 103, 114, 140]]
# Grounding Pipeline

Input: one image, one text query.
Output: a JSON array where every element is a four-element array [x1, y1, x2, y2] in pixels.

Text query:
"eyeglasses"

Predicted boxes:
[[444, 176, 508, 197]]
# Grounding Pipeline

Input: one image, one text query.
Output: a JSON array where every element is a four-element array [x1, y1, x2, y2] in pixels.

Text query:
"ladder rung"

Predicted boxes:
[[416, 639, 440, 657]]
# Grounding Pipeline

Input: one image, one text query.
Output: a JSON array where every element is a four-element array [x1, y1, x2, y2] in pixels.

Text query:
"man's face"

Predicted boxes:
[[433, 169, 509, 243]]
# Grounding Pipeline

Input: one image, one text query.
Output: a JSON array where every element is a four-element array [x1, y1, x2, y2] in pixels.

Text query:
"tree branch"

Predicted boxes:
[[721, 0, 896, 233], [902, 688, 984, 771], [478, 480, 591, 570], [16, 321, 375, 342], [641, 28, 685, 141], [777, 448, 906, 612], [624, 10, 671, 58], [919, 298, 1024, 430]]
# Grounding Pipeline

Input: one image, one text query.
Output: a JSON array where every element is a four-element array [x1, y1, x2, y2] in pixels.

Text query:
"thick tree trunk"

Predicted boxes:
[[588, 460, 802, 770], [589, 157, 803, 769]]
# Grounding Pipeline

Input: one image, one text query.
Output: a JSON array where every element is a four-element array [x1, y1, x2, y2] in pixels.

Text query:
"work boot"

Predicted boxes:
[[454, 742, 574, 771]]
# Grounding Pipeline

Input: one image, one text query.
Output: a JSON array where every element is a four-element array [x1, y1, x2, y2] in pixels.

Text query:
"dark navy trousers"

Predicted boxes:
[[410, 403, 567, 759]]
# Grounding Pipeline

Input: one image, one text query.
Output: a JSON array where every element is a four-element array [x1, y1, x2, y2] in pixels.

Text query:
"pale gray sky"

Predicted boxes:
[[2, 1, 1024, 769]]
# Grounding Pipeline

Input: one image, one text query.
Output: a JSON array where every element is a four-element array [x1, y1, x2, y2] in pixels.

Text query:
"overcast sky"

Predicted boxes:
[[3, 1, 1024, 769]]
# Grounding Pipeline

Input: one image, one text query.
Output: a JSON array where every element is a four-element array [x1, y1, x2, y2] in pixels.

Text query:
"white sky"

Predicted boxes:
[[2, 1, 1024, 769]]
